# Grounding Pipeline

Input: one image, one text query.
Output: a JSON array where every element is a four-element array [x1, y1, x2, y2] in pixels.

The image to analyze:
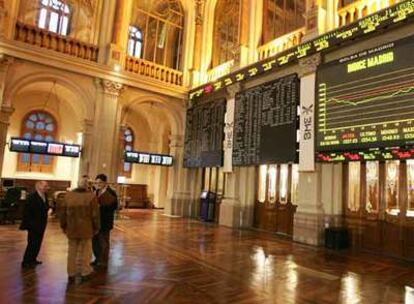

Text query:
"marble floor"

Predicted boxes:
[[0, 209, 413, 303]]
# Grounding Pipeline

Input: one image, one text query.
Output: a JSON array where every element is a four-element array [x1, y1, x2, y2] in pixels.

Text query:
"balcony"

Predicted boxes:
[[14, 22, 98, 62], [125, 56, 183, 87], [257, 28, 306, 61], [207, 60, 235, 83], [337, 0, 402, 27]]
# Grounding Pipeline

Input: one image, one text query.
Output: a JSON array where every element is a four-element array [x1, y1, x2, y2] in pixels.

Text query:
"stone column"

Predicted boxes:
[[219, 83, 247, 228], [107, 0, 134, 68], [89, 79, 125, 183], [165, 134, 199, 217], [293, 54, 343, 246], [78, 119, 94, 177], [0, 55, 14, 177], [304, 0, 334, 41], [0, 105, 14, 176], [0, 0, 21, 39], [190, 0, 205, 87]]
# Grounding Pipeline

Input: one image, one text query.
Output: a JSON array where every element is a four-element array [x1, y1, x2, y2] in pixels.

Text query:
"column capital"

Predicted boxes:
[[226, 82, 242, 99], [96, 78, 125, 96], [169, 134, 184, 148], [0, 105, 14, 124], [0, 54, 14, 70], [298, 53, 321, 78]]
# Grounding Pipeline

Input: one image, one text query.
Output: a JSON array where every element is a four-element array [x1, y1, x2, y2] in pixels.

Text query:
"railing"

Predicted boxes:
[[207, 60, 234, 82], [14, 22, 99, 62], [337, 0, 402, 27], [125, 56, 183, 86], [257, 28, 306, 61]]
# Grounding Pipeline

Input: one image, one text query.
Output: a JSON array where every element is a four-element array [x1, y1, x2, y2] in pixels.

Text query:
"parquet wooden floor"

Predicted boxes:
[[0, 210, 413, 303]]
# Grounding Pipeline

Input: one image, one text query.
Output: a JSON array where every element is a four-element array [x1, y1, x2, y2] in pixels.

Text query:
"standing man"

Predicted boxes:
[[92, 174, 118, 269], [20, 180, 49, 268], [60, 177, 100, 283]]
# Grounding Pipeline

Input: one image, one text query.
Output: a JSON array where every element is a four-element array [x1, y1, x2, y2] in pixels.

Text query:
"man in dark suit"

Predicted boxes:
[[92, 174, 118, 269], [20, 181, 49, 268]]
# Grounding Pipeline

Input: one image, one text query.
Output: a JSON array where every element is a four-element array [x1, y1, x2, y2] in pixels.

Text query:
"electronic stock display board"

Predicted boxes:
[[183, 98, 226, 168], [9, 137, 81, 157], [124, 151, 173, 166], [316, 36, 414, 153], [233, 74, 299, 166]]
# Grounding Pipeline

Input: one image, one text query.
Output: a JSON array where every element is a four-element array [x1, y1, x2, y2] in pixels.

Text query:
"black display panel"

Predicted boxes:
[[124, 151, 173, 166], [9, 138, 81, 158], [317, 148, 414, 162], [10, 138, 30, 153], [183, 98, 226, 168], [232, 74, 299, 166], [316, 36, 414, 152]]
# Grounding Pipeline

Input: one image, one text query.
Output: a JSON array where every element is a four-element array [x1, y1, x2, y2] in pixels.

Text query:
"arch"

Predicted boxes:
[[122, 95, 185, 137], [4, 71, 94, 122]]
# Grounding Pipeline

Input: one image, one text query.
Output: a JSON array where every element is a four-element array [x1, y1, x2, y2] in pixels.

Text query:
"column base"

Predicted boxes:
[[293, 212, 343, 246], [218, 198, 240, 227], [165, 192, 199, 218]]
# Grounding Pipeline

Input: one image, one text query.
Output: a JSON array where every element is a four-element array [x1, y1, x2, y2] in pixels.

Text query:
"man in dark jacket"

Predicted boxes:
[[20, 181, 49, 268], [92, 174, 118, 268]]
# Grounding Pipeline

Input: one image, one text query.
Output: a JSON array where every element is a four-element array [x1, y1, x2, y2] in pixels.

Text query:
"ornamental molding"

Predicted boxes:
[[100, 79, 125, 96], [298, 53, 321, 77]]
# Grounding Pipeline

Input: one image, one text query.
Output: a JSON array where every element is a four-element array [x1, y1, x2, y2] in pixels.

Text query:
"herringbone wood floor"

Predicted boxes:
[[0, 210, 413, 303]]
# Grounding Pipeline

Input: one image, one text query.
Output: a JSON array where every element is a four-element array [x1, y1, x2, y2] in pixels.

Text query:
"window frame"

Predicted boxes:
[[38, 0, 71, 36], [128, 25, 144, 58], [17, 110, 58, 173]]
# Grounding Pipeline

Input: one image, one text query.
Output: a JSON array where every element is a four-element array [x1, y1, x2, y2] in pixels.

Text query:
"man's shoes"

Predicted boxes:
[[34, 260, 42, 265]]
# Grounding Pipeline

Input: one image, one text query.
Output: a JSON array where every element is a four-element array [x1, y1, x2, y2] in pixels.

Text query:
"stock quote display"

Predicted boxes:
[[316, 36, 414, 152]]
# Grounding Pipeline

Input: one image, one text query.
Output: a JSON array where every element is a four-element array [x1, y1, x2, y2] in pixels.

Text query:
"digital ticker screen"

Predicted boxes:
[[124, 151, 173, 167], [316, 36, 414, 152], [9, 138, 81, 157]]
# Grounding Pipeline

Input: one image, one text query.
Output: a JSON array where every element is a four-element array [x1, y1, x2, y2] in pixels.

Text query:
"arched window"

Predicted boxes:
[[130, 0, 184, 70], [121, 127, 134, 177], [212, 0, 241, 68], [263, 0, 305, 44], [128, 26, 143, 58], [17, 111, 57, 173], [38, 0, 71, 36]]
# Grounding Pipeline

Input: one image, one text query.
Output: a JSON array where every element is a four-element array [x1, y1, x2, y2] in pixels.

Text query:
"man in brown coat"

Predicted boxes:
[[60, 177, 100, 283]]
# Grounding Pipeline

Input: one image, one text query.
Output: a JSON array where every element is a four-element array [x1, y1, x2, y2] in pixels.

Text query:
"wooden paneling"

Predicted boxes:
[[124, 184, 150, 208], [344, 161, 414, 261]]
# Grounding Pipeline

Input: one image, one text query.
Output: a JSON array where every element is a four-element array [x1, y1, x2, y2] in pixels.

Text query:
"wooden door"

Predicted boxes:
[[253, 164, 298, 237]]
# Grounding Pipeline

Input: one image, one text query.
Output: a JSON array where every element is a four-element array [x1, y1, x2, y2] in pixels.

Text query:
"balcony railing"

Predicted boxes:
[[125, 56, 183, 86], [337, 0, 402, 27], [207, 60, 235, 83], [257, 28, 306, 61], [14, 22, 99, 62]]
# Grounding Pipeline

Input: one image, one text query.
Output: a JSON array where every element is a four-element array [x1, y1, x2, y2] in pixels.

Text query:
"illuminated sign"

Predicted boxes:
[[9, 138, 81, 158], [189, 0, 414, 100], [317, 148, 414, 162], [316, 36, 414, 152], [124, 151, 173, 166]]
